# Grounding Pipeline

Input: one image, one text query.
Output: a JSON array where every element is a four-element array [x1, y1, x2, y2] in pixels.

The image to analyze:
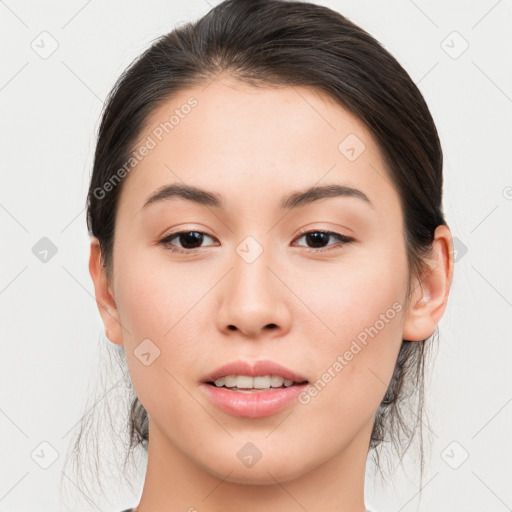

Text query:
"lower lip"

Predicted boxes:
[[201, 383, 308, 418]]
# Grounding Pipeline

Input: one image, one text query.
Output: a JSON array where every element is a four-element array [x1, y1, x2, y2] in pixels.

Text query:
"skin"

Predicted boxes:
[[89, 77, 453, 512]]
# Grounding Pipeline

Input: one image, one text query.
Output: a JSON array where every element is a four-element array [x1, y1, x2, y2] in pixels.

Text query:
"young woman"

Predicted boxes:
[[74, 1, 454, 510]]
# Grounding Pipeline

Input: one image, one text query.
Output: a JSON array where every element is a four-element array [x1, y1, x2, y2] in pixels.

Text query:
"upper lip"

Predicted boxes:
[[202, 359, 308, 384]]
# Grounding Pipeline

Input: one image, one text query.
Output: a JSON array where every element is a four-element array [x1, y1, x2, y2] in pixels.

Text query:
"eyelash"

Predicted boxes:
[[158, 229, 355, 254]]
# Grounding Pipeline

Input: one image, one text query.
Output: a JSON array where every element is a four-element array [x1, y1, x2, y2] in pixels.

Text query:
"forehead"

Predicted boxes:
[[117, 78, 400, 220]]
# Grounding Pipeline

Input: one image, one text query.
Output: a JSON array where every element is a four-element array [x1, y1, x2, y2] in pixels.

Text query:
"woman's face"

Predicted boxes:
[[97, 78, 421, 484]]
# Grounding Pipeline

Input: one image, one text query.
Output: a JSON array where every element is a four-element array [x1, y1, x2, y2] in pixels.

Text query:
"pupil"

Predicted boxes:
[[306, 232, 328, 248], [180, 231, 203, 249]]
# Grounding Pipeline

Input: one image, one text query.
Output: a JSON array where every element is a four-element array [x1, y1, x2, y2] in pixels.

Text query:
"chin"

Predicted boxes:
[[198, 453, 310, 485]]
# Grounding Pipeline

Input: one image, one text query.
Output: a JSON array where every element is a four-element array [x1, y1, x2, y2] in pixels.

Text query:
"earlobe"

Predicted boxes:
[[88, 237, 124, 346], [402, 225, 454, 342]]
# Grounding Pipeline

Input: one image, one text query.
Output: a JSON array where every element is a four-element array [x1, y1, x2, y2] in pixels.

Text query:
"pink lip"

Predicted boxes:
[[201, 383, 309, 418], [200, 359, 309, 418], [201, 359, 308, 384]]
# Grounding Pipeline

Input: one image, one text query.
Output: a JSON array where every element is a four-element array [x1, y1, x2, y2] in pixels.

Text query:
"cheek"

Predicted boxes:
[[111, 247, 213, 407], [292, 243, 407, 417], [113, 243, 207, 340], [294, 241, 407, 346]]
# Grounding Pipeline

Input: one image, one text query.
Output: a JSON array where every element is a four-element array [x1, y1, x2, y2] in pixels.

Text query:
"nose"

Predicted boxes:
[[215, 248, 291, 339]]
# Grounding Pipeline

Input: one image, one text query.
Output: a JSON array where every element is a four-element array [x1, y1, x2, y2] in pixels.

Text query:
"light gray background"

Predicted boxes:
[[1, 1, 511, 511]]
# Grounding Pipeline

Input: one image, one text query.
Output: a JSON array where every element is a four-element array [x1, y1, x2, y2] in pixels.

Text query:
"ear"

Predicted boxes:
[[402, 225, 454, 341], [88, 237, 124, 345]]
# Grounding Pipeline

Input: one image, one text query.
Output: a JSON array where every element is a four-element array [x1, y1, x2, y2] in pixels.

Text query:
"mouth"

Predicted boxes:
[[200, 359, 310, 417]]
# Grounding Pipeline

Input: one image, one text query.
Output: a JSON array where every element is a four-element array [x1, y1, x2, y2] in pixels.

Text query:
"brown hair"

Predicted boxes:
[[68, 0, 446, 499]]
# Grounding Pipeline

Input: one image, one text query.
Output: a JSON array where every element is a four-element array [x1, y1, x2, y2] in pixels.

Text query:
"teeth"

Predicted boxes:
[[213, 375, 297, 389], [252, 376, 272, 388], [270, 375, 284, 387], [236, 375, 253, 388], [224, 375, 238, 387]]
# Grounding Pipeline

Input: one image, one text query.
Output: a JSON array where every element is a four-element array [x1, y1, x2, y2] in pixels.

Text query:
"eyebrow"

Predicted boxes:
[[140, 183, 373, 212]]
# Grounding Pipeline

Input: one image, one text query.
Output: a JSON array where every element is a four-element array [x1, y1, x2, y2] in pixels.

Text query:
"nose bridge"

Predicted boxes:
[[216, 234, 290, 336], [233, 238, 274, 301]]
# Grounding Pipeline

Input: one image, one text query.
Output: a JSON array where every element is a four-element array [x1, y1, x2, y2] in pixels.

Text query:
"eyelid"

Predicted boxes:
[[294, 225, 352, 239]]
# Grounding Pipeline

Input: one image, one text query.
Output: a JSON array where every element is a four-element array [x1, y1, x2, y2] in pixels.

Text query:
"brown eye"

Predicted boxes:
[[160, 231, 216, 253], [294, 230, 354, 252]]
